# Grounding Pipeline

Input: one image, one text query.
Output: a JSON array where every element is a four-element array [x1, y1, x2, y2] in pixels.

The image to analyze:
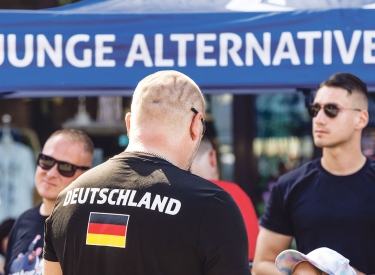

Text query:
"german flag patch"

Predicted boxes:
[[86, 212, 129, 248]]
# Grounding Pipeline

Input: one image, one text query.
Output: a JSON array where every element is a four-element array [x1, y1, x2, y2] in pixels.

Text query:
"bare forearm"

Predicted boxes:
[[43, 260, 62, 275], [252, 228, 293, 275], [352, 267, 366, 275], [252, 261, 283, 275]]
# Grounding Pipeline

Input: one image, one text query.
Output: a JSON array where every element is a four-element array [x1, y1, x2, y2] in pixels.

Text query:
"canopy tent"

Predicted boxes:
[[1, 0, 375, 97]]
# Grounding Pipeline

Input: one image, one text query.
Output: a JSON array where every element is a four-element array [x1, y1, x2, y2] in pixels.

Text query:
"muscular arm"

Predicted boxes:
[[43, 260, 62, 275], [252, 227, 293, 275]]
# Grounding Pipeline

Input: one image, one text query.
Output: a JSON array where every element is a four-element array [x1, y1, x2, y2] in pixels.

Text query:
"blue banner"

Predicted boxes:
[[0, 8, 375, 94]]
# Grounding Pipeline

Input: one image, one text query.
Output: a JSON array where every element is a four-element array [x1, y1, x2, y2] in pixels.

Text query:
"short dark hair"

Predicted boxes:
[[0, 218, 15, 256], [319, 72, 368, 100], [48, 129, 94, 155]]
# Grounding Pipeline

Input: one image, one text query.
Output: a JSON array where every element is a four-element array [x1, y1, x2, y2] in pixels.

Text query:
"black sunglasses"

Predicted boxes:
[[191, 107, 206, 136], [37, 153, 90, 177], [307, 103, 361, 118]]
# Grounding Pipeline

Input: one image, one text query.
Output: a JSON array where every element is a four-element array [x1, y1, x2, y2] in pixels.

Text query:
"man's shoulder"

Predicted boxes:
[[277, 159, 320, 187], [367, 157, 375, 171], [16, 204, 42, 221], [11, 204, 45, 234], [176, 173, 225, 194], [211, 180, 246, 194]]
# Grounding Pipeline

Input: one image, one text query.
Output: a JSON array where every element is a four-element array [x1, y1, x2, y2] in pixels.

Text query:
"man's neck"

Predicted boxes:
[[40, 200, 56, 216], [321, 147, 366, 176], [126, 143, 183, 169]]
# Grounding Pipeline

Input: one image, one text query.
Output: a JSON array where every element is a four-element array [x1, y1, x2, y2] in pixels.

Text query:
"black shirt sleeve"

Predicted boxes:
[[43, 215, 58, 262], [198, 191, 251, 275], [260, 181, 294, 236]]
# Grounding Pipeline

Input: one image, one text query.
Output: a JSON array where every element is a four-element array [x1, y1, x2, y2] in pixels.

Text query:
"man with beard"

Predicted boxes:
[[43, 70, 250, 275]]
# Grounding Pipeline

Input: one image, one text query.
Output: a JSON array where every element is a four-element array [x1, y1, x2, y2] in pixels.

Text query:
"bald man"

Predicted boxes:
[[43, 71, 250, 275], [191, 137, 259, 263]]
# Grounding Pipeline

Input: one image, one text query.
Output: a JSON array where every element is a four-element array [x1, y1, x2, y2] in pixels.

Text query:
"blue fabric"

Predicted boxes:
[[0, 1, 375, 96]]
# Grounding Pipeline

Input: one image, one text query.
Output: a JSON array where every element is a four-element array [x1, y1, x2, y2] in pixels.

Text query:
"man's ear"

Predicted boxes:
[[356, 110, 369, 130], [125, 112, 131, 137], [190, 111, 203, 141]]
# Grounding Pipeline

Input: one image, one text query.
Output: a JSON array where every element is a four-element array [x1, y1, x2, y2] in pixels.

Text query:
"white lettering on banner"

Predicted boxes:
[[66, 34, 92, 68], [297, 31, 322, 65], [0, 30, 374, 68], [196, 33, 217, 66], [170, 33, 194, 67], [323, 31, 332, 65], [272, 32, 301, 66], [246, 32, 271, 66], [125, 34, 153, 67], [334, 30, 362, 64], [220, 33, 244, 66], [95, 34, 116, 67], [155, 34, 174, 67], [8, 34, 34, 67], [62, 188, 182, 215], [37, 34, 63, 67], [364, 31, 375, 64]]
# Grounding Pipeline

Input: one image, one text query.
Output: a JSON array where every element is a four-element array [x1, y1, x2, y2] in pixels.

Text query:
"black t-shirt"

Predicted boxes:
[[261, 157, 375, 274], [5, 204, 47, 275], [44, 152, 250, 275]]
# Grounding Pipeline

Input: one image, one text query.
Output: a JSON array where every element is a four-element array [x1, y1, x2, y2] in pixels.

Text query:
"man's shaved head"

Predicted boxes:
[[191, 137, 220, 180], [131, 70, 205, 134], [126, 70, 206, 170], [195, 137, 215, 159]]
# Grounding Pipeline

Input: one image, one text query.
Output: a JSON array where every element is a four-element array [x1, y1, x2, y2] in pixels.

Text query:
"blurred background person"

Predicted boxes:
[[0, 219, 15, 275], [191, 136, 259, 263], [4, 129, 93, 275]]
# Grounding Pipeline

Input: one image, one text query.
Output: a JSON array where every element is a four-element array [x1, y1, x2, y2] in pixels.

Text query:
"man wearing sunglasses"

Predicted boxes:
[[43, 71, 250, 275], [4, 129, 93, 275], [253, 72, 374, 275]]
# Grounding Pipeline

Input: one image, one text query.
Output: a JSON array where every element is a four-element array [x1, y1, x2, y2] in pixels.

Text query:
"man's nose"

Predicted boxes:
[[314, 107, 326, 123], [46, 163, 60, 177]]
